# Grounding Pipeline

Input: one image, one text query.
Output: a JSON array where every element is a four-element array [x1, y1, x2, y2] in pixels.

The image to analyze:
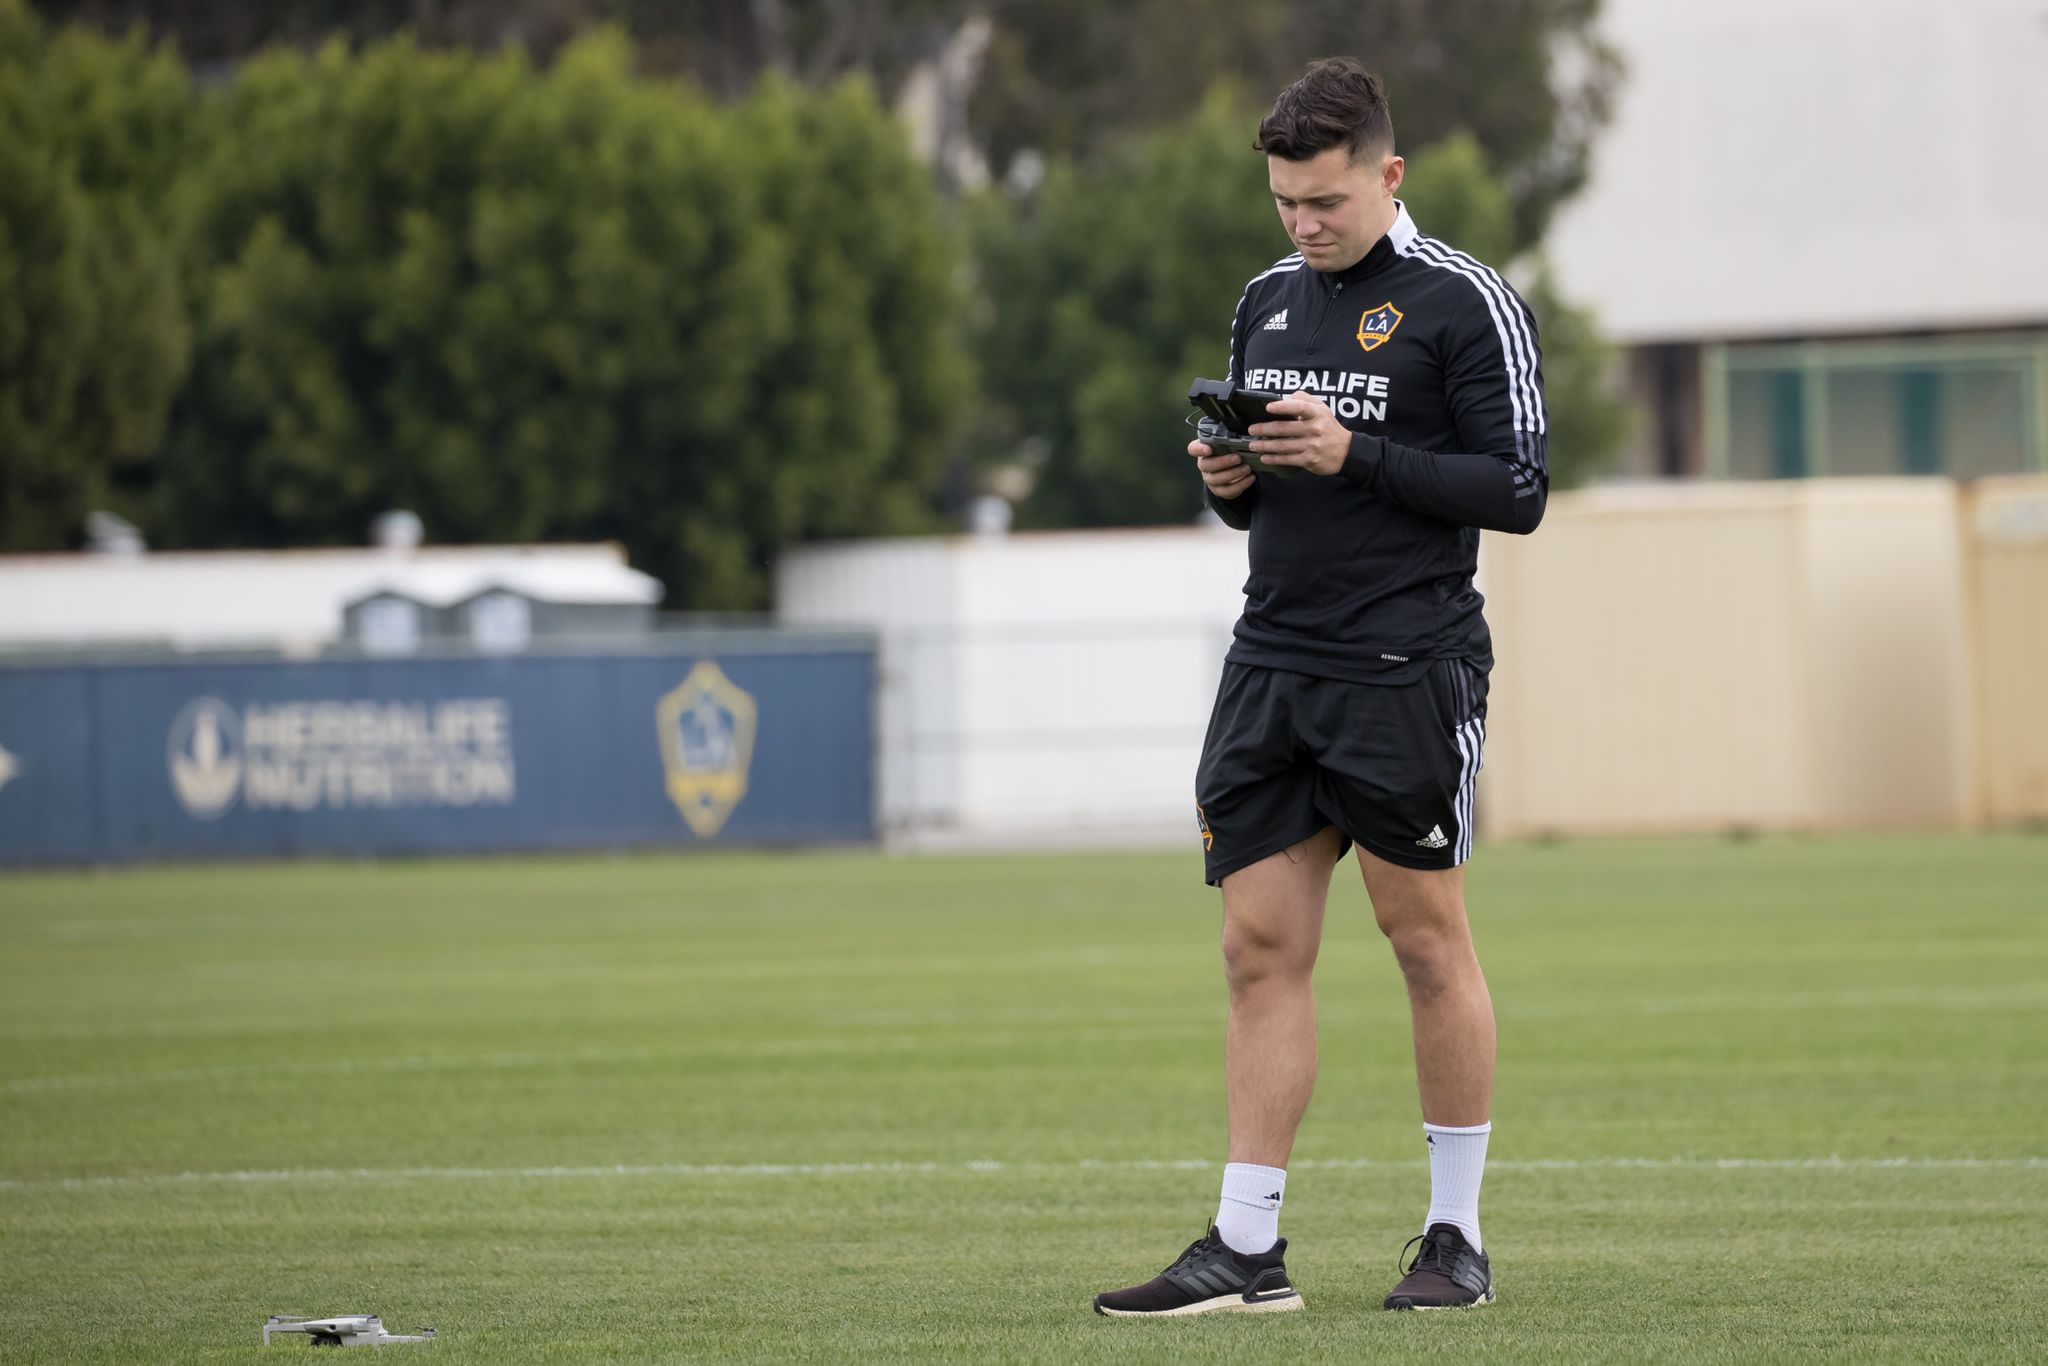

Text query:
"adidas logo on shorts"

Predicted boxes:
[[1415, 825, 1449, 850]]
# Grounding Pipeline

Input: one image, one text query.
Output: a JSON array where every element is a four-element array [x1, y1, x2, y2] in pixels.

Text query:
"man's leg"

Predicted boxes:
[[1355, 851, 1494, 1130], [1358, 848, 1497, 1309], [1222, 825, 1345, 1169], [1092, 827, 1339, 1317], [1095, 663, 1328, 1317]]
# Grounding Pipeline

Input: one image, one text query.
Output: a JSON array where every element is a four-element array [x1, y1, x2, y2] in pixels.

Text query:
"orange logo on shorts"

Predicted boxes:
[[1196, 804, 1213, 852]]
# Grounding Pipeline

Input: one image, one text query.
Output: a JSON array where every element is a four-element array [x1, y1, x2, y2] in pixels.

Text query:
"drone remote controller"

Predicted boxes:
[[1186, 378, 1299, 476]]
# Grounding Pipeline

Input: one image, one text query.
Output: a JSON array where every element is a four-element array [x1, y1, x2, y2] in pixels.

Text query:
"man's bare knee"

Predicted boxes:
[[1384, 923, 1462, 999], [1222, 914, 1313, 990], [1218, 835, 1338, 991]]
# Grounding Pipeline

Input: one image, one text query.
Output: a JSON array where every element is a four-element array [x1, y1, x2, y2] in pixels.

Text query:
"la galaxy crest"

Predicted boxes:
[[656, 661, 758, 838], [1356, 301, 1404, 353]]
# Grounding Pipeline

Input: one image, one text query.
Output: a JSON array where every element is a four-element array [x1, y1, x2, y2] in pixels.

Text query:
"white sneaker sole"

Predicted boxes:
[[1097, 1291, 1304, 1317], [1388, 1288, 1495, 1311]]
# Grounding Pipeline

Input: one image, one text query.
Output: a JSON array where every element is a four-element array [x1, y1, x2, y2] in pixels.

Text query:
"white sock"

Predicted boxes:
[[1422, 1121, 1490, 1251], [1215, 1162, 1286, 1254]]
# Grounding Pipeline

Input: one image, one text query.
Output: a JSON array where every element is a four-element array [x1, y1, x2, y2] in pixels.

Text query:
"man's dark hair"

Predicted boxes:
[[1255, 57, 1395, 162]]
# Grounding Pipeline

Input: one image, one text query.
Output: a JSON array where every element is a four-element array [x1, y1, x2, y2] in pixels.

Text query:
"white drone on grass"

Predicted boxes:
[[263, 1315, 435, 1347]]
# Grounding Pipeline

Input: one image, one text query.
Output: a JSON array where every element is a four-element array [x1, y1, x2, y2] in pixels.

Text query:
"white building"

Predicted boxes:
[[0, 543, 662, 656], [779, 527, 1249, 845], [1543, 0, 2048, 480]]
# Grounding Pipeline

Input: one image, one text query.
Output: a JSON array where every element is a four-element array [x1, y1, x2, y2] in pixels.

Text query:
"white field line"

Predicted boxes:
[[2, 1155, 2042, 1194]]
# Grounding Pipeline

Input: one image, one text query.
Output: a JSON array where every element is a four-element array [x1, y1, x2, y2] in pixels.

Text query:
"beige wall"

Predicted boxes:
[[1798, 485, 1975, 826], [1967, 478, 2048, 824], [779, 477, 2038, 845], [1480, 480, 1975, 837]]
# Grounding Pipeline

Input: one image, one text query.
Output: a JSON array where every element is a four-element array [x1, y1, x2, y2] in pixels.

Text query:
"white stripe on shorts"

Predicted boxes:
[[1456, 716, 1485, 863]]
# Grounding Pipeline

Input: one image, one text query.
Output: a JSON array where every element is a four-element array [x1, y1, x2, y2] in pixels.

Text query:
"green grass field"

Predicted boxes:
[[3, 833, 2045, 1362]]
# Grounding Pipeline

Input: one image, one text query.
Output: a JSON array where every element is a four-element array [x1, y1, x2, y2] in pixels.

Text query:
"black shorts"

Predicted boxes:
[[1195, 659, 1487, 884]]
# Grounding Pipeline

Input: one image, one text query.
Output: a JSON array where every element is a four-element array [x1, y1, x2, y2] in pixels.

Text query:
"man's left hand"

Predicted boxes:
[[1250, 391, 1350, 476]]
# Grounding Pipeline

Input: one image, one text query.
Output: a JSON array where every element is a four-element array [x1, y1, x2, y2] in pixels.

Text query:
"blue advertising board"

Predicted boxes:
[[0, 639, 875, 866]]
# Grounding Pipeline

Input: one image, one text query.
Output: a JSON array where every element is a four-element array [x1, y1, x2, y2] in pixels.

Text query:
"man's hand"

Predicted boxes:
[[1189, 438, 1255, 500], [1249, 391, 1350, 476]]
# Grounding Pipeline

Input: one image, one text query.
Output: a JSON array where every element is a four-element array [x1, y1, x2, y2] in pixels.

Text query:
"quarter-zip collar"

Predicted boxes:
[[1315, 200, 1417, 288]]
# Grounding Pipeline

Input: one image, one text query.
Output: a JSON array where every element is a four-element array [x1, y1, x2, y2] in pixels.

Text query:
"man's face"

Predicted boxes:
[[1269, 145, 1403, 272]]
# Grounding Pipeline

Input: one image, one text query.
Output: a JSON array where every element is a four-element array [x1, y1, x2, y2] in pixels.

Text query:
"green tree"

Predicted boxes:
[[964, 0, 1621, 251], [972, 110, 1626, 528], [968, 90, 1276, 528], [151, 30, 968, 608], [50, 1, 1619, 249], [721, 74, 971, 551], [0, 0, 192, 549]]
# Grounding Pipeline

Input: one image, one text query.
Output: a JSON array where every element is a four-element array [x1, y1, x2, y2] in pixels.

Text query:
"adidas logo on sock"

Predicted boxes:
[[1263, 309, 1289, 331], [1416, 825, 1449, 849]]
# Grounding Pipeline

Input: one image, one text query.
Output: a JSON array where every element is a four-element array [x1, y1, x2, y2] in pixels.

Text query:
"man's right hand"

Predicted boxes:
[[1190, 439, 1255, 500]]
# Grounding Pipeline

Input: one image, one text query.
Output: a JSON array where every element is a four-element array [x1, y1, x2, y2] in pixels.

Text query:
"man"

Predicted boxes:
[[1094, 57, 1546, 1317]]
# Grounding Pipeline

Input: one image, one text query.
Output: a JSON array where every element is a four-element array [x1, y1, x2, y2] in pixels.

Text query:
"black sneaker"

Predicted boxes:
[[1094, 1225, 1303, 1317], [1383, 1222, 1494, 1309]]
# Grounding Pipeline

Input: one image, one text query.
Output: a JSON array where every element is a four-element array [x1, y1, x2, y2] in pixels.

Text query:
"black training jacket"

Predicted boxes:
[[1207, 202, 1547, 682]]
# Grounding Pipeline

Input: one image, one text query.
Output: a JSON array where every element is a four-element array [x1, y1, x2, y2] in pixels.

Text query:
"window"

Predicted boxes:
[[467, 592, 533, 653], [357, 597, 421, 655], [1704, 333, 2047, 479]]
